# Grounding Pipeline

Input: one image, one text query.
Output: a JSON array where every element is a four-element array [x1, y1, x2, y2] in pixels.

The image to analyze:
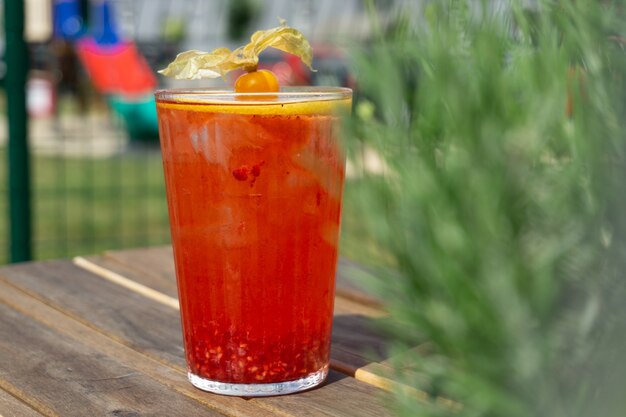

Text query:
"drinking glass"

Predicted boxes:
[[155, 87, 352, 396]]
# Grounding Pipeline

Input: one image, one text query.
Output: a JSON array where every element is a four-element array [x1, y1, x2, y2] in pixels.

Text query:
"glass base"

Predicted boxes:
[[188, 365, 328, 397]]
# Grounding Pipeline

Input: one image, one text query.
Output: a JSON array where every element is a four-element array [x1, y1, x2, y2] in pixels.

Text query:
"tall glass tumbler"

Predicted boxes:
[[155, 88, 352, 396]]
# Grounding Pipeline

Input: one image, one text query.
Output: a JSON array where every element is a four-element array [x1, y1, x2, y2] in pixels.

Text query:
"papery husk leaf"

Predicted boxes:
[[244, 23, 313, 69], [158, 48, 237, 79], [158, 21, 313, 80]]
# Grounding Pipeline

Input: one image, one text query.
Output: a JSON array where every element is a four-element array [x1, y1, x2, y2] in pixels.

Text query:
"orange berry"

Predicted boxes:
[[235, 69, 280, 93]]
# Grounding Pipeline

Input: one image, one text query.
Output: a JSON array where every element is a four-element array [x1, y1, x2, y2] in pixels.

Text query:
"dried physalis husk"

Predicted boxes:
[[159, 20, 313, 80]]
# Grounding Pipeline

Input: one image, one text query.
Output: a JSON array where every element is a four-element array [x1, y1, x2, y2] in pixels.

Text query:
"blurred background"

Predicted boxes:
[[0, 0, 407, 264]]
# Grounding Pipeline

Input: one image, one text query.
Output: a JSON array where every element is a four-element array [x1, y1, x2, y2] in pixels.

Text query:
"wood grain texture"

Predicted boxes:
[[331, 314, 389, 364], [0, 388, 44, 417], [335, 258, 384, 308], [78, 255, 386, 318], [0, 260, 187, 369], [0, 280, 283, 417], [95, 249, 449, 408], [334, 297, 386, 319], [75, 255, 423, 406], [75, 255, 392, 379], [258, 371, 391, 417], [104, 246, 177, 294], [0, 261, 392, 417], [74, 256, 179, 309], [0, 301, 222, 416], [104, 246, 384, 308]]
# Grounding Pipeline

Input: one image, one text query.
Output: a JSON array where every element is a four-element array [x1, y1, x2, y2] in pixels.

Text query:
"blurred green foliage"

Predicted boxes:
[[0, 148, 170, 264], [227, 0, 261, 41], [347, 1, 626, 416]]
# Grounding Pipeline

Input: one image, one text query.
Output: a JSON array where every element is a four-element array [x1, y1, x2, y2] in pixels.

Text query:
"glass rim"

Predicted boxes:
[[154, 86, 352, 105]]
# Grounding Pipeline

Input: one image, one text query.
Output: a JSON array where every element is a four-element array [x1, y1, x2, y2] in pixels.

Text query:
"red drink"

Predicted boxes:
[[155, 88, 352, 396]]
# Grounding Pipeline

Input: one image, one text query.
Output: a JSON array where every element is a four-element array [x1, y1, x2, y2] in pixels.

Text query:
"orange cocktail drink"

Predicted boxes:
[[155, 88, 351, 396]]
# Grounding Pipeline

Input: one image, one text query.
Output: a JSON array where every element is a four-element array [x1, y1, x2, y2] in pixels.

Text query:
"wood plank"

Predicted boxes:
[[80, 255, 178, 298], [0, 262, 392, 417], [0, 299, 223, 416], [331, 314, 389, 363], [2, 264, 447, 412], [0, 388, 44, 417], [78, 255, 386, 318], [257, 371, 390, 417], [0, 261, 187, 369], [75, 256, 399, 412], [0, 279, 285, 417], [104, 246, 384, 309], [76, 255, 424, 404], [75, 256, 391, 377], [104, 246, 177, 295], [74, 256, 179, 309], [335, 258, 384, 308], [333, 297, 386, 318], [96, 251, 446, 408]]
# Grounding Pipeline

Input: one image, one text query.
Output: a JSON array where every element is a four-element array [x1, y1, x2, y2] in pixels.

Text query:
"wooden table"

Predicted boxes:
[[0, 246, 406, 416]]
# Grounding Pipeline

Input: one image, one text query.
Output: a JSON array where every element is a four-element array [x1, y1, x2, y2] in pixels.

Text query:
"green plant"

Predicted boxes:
[[227, 0, 260, 42], [347, 1, 626, 416]]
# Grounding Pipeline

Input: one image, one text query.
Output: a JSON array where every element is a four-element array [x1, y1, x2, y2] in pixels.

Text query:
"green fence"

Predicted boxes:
[[0, 1, 168, 264], [0, 1, 175, 265], [0, 0, 372, 266], [0, 103, 171, 265]]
